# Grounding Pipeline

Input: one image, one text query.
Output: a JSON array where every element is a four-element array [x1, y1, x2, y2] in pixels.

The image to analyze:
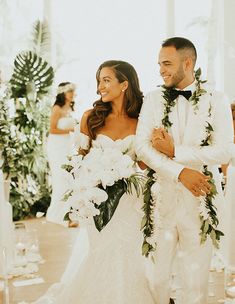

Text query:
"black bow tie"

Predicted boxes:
[[168, 89, 192, 101]]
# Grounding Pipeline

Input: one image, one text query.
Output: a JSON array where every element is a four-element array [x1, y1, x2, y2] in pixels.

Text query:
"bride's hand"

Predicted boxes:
[[151, 128, 175, 158]]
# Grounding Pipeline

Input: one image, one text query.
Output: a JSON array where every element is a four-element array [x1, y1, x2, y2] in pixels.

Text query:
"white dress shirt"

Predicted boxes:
[[175, 82, 196, 144]]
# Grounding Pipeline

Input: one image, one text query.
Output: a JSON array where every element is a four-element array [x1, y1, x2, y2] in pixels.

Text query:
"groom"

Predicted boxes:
[[136, 37, 234, 304]]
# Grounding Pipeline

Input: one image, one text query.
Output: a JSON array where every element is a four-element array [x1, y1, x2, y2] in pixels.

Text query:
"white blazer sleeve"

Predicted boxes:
[[135, 92, 184, 182], [174, 92, 235, 166]]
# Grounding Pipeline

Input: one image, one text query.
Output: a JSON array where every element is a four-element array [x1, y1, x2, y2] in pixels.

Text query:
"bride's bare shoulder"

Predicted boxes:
[[80, 109, 93, 135]]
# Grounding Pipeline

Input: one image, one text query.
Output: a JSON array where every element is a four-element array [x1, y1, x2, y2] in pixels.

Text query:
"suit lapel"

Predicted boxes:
[[168, 105, 181, 145], [164, 90, 212, 146], [183, 92, 212, 146]]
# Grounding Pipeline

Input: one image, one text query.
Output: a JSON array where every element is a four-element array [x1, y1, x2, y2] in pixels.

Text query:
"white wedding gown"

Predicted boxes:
[[34, 134, 155, 304], [46, 116, 76, 225]]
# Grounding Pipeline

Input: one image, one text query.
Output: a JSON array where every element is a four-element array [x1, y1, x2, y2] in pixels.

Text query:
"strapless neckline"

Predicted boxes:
[[96, 134, 135, 142], [92, 134, 136, 159]]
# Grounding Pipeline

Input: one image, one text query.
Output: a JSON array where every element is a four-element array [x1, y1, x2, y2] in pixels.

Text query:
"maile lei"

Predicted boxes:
[[141, 68, 224, 259]]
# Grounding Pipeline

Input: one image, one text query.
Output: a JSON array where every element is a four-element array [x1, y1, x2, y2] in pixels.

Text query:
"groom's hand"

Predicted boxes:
[[178, 168, 212, 197], [151, 128, 175, 158]]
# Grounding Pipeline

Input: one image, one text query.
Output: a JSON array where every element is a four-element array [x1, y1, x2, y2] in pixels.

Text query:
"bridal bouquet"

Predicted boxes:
[[62, 147, 144, 231]]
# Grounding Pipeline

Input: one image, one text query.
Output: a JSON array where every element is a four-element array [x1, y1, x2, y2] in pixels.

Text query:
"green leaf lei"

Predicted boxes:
[[141, 169, 156, 258]]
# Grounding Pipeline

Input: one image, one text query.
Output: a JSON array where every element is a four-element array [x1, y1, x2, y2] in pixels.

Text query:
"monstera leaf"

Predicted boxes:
[[93, 180, 127, 232], [10, 51, 54, 99]]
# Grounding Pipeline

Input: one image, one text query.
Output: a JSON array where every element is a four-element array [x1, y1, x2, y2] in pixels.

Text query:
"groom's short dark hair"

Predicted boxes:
[[162, 37, 197, 66]]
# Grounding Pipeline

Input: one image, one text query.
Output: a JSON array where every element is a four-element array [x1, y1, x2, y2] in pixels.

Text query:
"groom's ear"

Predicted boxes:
[[184, 56, 194, 72]]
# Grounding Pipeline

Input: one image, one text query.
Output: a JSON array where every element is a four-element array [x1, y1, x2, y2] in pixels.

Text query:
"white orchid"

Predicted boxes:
[[63, 146, 138, 225]]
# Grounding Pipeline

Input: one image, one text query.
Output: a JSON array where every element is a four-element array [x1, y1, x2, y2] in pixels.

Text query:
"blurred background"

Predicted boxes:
[[1, 0, 235, 221], [1, 0, 234, 118], [1, 2, 235, 303]]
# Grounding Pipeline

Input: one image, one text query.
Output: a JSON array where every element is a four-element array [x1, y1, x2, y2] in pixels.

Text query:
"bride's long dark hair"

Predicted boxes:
[[87, 60, 143, 139]]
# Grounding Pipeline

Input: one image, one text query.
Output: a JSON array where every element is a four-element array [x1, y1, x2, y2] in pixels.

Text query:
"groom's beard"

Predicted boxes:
[[163, 66, 185, 89]]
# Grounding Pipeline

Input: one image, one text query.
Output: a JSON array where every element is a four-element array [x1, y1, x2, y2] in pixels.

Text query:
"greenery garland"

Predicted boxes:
[[141, 68, 223, 258], [161, 68, 207, 131], [199, 107, 224, 248], [141, 169, 156, 258]]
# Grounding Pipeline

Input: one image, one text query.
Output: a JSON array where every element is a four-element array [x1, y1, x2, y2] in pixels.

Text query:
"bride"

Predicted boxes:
[[34, 60, 155, 303]]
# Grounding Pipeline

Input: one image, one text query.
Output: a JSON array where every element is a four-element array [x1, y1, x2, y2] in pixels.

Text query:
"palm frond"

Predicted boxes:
[[31, 20, 51, 57], [10, 51, 54, 99]]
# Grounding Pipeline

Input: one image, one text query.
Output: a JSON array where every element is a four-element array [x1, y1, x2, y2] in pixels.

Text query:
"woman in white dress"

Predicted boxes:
[[46, 82, 77, 226], [34, 61, 155, 304]]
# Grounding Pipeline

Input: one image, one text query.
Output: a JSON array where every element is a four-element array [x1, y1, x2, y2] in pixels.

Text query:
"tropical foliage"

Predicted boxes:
[[0, 20, 54, 220]]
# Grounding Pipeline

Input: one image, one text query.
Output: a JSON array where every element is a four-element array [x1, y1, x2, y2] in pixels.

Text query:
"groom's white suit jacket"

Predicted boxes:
[[136, 84, 234, 180], [136, 83, 234, 229]]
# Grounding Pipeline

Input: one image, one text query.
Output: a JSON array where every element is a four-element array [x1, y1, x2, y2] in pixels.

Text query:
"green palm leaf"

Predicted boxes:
[[10, 51, 54, 99], [93, 180, 126, 232], [31, 20, 51, 57]]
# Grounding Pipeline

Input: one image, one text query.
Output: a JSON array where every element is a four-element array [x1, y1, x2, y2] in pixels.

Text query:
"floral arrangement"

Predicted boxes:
[[141, 68, 223, 258], [0, 83, 21, 179], [63, 147, 144, 231], [0, 82, 52, 220]]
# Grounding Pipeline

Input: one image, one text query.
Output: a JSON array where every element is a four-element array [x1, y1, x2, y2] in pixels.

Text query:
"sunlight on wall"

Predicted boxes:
[[0, 0, 43, 80], [51, 0, 167, 118], [174, 0, 211, 72], [174, 0, 224, 92], [0, 0, 225, 118], [50, 0, 218, 118]]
